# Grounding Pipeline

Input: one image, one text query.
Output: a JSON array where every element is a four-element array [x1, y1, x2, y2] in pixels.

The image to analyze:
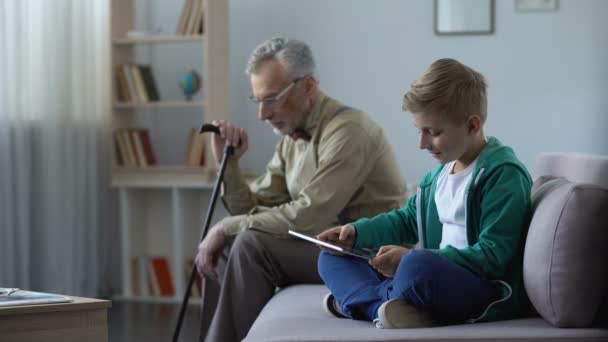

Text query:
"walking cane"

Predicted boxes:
[[172, 123, 234, 342]]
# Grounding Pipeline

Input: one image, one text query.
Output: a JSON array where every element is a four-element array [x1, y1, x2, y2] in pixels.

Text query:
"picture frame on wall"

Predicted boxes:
[[435, 0, 495, 35], [515, 0, 558, 12]]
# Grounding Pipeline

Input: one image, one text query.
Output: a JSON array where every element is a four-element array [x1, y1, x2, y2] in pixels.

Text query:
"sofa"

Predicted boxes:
[[244, 153, 608, 342]]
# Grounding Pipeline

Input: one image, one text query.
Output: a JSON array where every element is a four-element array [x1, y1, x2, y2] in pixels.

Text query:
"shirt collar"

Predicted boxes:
[[288, 92, 326, 142]]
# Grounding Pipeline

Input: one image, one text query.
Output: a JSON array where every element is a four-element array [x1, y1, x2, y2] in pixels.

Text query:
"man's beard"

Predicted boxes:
[[266, 120, 295, 136]]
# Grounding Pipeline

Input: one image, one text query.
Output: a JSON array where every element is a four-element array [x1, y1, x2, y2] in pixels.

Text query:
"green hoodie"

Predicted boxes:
[[353, 136, 532, 321]]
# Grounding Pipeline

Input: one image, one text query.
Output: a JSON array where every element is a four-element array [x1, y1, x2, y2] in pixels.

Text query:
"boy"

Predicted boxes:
[[317, 58, 532, 328]]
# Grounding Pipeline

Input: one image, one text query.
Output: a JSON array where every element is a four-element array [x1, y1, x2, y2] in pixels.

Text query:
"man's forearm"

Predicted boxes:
[[221, 159, 256, 215]]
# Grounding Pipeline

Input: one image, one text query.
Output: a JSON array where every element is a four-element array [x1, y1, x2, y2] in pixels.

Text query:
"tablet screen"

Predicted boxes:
[[288, 230, 377, 260]]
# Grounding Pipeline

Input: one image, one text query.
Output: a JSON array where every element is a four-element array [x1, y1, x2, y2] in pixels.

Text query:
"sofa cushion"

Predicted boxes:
[[524, 178, 608, 327], [244, 285, 608, 342]]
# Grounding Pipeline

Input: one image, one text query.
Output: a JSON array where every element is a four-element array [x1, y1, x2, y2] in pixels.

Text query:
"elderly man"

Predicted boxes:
[[195, 37, 407, 342]]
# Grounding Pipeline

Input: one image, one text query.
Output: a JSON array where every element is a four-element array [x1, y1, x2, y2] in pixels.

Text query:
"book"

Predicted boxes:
[[149, 257, 175, 297], [130, 257, 141, 296], [122, 64, 138, 104], [138, 129, 157, 166], [115, 65, 132, 103], [115, 129, 132, 167], [139, 65, 161, 102], [131, 129, 148, 168], [120, 128, 137, 167], [147, 260, 160, 296], [114, 137, 124, 167], [176, 0, 194, 35], [185, 0, 201, 35], [131, 256, 150, 297], [0, 288, 73, 307], [130, 65, 149, 103], [185, 127, 206, 167], [192, 0, 205, 36]]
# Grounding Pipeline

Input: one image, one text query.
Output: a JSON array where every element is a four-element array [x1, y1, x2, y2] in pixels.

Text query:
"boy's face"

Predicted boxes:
[[412, 112, 472, 164]]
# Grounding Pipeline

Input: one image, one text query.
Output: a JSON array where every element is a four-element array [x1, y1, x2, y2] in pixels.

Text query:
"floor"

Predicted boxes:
[[108, 301, 202, 342]]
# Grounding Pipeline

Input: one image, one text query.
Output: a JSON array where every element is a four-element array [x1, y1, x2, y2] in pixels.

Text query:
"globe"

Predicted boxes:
[[178, 71, 201, 101]]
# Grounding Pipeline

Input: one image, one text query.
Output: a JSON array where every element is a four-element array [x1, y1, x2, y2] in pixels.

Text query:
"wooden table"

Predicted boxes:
[[0, 295, 111, 342]]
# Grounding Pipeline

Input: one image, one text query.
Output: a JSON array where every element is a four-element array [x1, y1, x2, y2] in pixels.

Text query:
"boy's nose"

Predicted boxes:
[[418, 134, 430, 150]]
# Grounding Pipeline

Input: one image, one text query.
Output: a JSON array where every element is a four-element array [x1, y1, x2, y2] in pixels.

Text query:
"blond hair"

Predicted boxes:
[[403, 58, 487, 124]]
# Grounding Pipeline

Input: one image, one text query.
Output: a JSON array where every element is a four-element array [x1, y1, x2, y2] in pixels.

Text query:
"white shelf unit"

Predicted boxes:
[[112, 35, 205, 45], [117, 185, 228, 305], [110, 0, 230, 304], [112, 166, 217, 188], [114, 101, 205, 109]]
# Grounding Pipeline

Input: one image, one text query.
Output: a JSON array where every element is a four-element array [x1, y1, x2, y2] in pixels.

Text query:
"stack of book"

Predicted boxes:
[[115, 64, 160, 104], [176, 0, 205, 35], [131, 256, 174, 297], [185, 127, 207, 167], [114, 128, 156, 168], [130, 257, 201, 298]]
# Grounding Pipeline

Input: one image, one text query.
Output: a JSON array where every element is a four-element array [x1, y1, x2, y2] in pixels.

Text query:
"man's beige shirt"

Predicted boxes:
[[220, 93, 407, 238]]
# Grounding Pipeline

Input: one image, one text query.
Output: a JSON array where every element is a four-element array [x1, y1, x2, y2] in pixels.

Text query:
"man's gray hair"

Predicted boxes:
[[245, 38, 316, 79]]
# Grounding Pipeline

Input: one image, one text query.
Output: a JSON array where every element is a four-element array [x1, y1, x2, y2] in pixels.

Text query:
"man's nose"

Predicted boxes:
[[258, 104, 273, 121]]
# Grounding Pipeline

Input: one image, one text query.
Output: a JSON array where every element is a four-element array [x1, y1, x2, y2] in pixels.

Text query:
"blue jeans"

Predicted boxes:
[[318, 249, 499, 324]]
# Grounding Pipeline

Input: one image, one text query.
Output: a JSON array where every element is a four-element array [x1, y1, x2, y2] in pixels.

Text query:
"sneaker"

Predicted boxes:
[[374, 299, 434, 329], [323, 293, 349, 319]]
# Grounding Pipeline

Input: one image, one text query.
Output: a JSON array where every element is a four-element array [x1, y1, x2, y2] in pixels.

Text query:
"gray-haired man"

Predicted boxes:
[[195, 37, 407, 342]]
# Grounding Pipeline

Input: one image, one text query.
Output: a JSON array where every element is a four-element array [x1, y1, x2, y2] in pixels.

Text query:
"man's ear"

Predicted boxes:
[[303, 75, 318, 96], [467, 114, 482, 135]]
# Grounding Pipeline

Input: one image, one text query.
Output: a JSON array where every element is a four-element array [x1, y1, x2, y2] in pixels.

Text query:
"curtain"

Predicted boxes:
[[0, 0, 113, 297]]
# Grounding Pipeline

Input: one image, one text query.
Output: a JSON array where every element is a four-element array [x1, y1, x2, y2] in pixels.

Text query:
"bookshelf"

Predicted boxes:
[[110, 0, 230, 304]]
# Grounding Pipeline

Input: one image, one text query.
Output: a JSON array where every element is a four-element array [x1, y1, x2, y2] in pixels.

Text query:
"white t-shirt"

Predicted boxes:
[[435, 160, 477, 250]]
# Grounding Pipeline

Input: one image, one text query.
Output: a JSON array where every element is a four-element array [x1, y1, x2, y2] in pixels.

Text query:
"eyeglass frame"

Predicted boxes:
[[249, 76, 306, 107]]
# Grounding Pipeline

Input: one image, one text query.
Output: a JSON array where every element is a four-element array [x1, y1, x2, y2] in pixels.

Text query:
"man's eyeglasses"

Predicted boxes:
[[249, 76, 305, 106]]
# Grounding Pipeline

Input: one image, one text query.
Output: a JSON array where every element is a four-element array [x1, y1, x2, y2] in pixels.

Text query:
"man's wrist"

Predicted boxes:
[[214, 223, 226, 237]]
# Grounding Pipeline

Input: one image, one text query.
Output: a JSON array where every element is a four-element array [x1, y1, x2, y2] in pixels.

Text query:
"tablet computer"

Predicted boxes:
[[288, 230, 377, 260], [0, 289, 73, 307]]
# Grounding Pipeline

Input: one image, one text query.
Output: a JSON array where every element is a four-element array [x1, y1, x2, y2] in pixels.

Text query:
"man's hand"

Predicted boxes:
[[369, 245, 410, 277], [317, 224, 356, 255], [210, 120, 249, 163], [194, 223, 228, 280]]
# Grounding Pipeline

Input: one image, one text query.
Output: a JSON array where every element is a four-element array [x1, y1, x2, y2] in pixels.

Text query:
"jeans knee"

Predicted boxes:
[[318, 250, 337, 281], [399, 249, 441, 281]]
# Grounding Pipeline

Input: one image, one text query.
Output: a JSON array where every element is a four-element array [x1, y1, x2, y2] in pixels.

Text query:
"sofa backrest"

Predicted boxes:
[[523, 153, 608, 328]]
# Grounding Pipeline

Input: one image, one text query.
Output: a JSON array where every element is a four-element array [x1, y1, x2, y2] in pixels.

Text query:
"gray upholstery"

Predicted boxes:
[[245, 153, 608, 341], [524, 179, 608, 327], [244, 285, 608, 342]]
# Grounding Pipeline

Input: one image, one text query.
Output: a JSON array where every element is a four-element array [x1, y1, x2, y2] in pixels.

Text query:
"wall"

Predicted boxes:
[[229, 0, 608, 182]]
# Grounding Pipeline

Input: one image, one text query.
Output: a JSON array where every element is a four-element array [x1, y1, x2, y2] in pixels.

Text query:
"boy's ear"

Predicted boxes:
[[467, 114, 482, 135]]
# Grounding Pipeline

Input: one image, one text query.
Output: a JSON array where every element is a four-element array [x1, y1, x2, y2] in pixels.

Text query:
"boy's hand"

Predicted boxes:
[[317, 224, 356, 255], [369, 245, 410, 277]]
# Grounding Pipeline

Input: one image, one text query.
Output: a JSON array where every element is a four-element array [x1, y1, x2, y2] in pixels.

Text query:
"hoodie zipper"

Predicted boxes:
[[415, 186, 425, 248]]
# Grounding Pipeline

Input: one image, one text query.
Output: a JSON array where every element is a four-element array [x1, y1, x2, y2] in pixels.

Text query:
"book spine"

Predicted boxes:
[[150, 257, 175, 297], [139, 65, 161, 102], [138, 129, 156, 166]]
